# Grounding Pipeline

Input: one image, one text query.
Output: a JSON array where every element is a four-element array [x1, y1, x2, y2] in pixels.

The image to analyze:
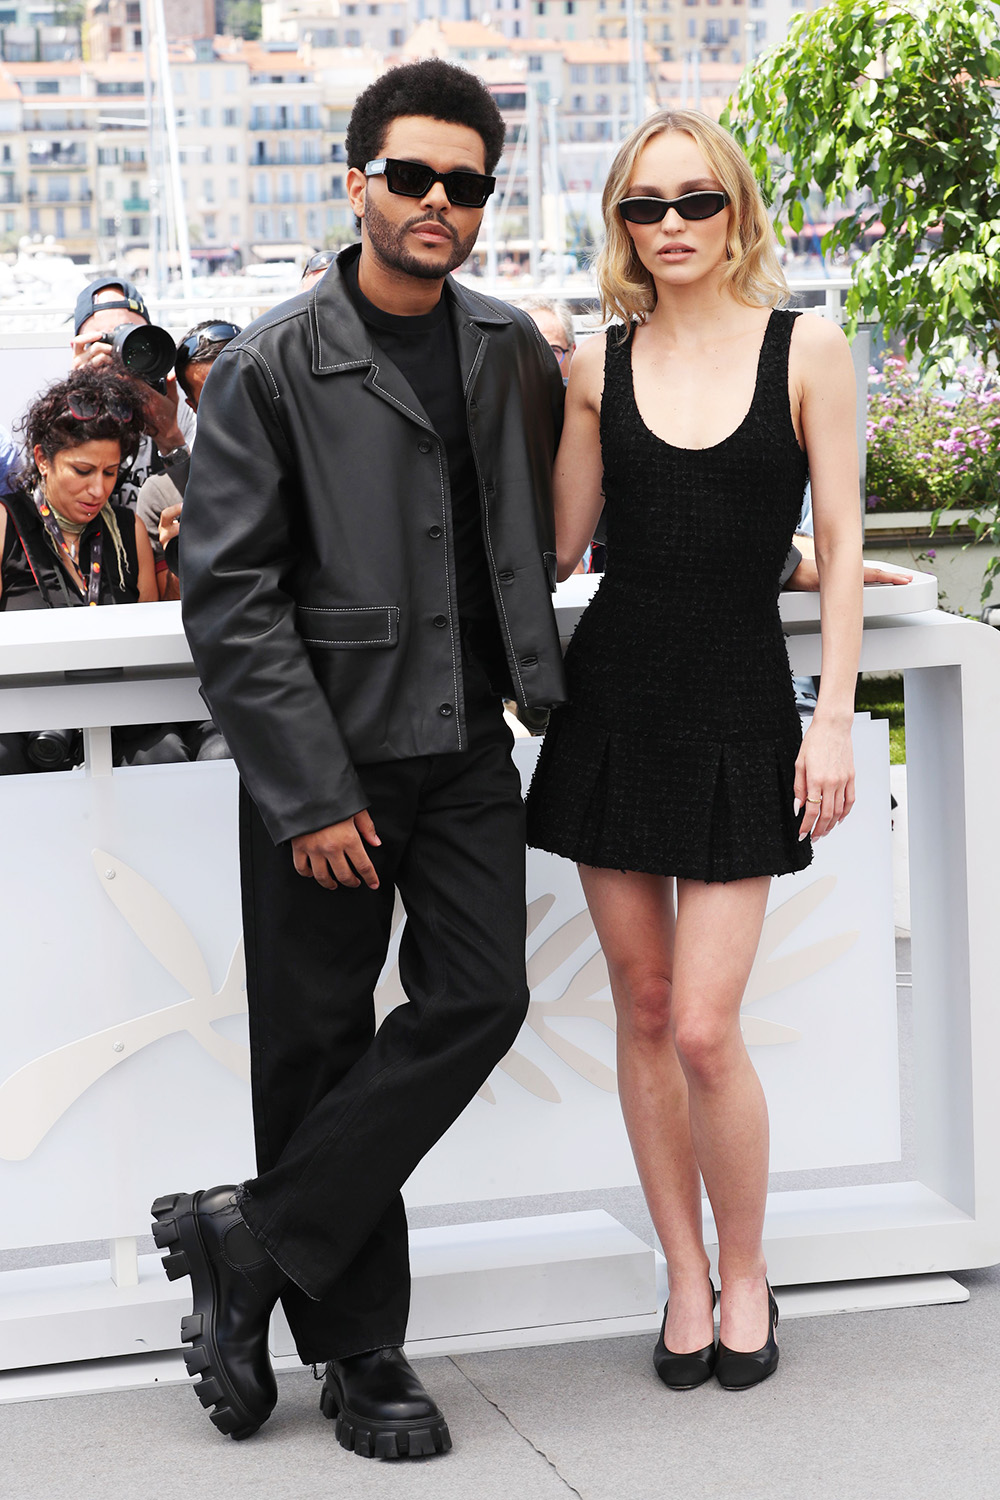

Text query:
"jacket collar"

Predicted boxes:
[[308, 242, 510, 377]]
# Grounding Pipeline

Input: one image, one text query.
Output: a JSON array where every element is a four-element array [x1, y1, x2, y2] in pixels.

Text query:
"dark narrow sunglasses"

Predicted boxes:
[[364, 157, 496, 209], [66, 392, 133, 422], [618, 190, 729, 225], [175, 322, 241, 371]]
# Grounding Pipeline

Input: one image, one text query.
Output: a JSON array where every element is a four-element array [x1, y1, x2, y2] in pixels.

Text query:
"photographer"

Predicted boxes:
[[71, 277, 196, 510], [0, 365, 190, 773], [135, 319, 241, 601]]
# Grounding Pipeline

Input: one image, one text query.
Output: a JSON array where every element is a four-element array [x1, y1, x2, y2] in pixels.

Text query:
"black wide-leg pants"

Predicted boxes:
[[237, 684, 529, 1363]]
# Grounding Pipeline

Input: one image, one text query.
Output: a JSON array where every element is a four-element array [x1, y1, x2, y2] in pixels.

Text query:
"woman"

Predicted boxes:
[[526, 111, 862, 1389], [0, 365, 181, 773]]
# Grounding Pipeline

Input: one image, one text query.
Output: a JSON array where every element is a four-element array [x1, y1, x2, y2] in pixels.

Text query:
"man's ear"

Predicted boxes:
[[346, 167, 367, 223]]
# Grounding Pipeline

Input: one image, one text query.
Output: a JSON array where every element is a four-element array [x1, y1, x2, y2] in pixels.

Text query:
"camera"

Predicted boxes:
[[96, 322, 177, 391], [24, 728, 83, 771]]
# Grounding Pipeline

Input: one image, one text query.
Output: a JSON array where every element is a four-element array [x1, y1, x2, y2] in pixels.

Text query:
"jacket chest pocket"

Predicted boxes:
[[296, 605, 399, 648]]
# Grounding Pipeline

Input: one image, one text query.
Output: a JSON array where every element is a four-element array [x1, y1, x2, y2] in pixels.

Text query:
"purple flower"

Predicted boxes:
[[866, 495, 880, 509], [878, 415, 894, 429], [926, 549, 937, 559]]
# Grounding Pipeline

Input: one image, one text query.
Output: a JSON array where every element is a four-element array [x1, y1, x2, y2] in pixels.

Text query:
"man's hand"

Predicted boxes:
[[786, 558, 913, 591], [70, 333, 114, 373], [291, 810, 382, 891], [158, 501, 183, 551]]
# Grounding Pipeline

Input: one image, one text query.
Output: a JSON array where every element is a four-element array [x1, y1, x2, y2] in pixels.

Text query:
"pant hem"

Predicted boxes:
[[237, 1184, 323, 1302]]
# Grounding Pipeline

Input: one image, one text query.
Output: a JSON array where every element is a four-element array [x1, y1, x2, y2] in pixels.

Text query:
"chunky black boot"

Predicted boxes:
[[151, 1185, 288, 1439], [320, 1347, 452, 1459]]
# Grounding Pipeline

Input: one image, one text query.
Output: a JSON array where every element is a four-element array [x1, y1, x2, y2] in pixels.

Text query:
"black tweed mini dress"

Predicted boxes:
[[525, 308, 812, 883]]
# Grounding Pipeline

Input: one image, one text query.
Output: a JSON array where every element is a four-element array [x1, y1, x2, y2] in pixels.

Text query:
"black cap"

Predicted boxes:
[[74, 277, 150, 336]]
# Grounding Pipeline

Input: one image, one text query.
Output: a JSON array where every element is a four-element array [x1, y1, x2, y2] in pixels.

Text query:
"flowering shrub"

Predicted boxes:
[[865, 356, 1000, 514], [866, 355, 1000, 600]]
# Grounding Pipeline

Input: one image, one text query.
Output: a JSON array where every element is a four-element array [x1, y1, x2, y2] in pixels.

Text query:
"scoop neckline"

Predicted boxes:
[[626, 308, 777, 454]]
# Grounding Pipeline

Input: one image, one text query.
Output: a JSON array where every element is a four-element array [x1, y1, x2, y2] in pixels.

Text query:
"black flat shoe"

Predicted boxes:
[[715, 1282, 779, 1390], [151, 1186, 287, 1439], [320, 1347, 452, 1459], [653, 1279, 718, 1390]]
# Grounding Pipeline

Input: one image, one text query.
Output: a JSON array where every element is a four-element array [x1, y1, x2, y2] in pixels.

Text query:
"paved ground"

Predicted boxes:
[[9, 933, 988, 1500], [3, 1265, 1000, 1500]]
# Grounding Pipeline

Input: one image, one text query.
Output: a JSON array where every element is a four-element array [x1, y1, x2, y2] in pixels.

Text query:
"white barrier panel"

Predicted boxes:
[[0, 715, 895, 1248]]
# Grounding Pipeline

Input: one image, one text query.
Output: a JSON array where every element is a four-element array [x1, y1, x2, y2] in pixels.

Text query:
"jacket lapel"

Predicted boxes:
[[308, 243, 513, 429]]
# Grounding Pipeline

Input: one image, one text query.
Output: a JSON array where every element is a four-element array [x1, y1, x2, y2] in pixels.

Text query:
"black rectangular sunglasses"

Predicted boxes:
[[618, 190, 729, 225], [365, 157, 496, 209]]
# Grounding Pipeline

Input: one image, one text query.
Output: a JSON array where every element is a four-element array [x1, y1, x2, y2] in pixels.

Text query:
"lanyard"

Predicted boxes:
[[34, 495, 104, 606]]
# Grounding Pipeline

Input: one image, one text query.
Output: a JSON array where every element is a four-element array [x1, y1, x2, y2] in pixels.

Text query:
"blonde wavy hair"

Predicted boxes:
[[595, 110, 788, 330]]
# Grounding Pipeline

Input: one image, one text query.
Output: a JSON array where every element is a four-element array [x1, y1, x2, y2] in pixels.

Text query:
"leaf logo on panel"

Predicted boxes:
[[0, 856, 857, 1157], [0, 851, 248, 1162]]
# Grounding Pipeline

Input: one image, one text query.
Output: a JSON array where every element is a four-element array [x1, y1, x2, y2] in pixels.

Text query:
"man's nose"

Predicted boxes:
[[420, 179, 451, 213]]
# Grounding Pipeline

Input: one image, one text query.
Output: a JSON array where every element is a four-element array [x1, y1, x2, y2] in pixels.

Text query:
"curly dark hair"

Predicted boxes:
[[345, 60, 506, 176], [16, 365, 152, 487]]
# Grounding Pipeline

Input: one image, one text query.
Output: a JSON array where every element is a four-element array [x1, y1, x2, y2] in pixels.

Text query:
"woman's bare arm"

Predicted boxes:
[[553, 333, 606, 580], [791, 313, 864, 841]]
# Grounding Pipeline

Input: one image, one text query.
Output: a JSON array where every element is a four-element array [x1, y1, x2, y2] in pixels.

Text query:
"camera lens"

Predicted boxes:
[[110, 323, 177, 385], [24, 728, 81, 770]]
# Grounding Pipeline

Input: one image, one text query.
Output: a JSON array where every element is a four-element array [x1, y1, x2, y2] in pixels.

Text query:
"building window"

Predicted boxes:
[[280, 210, 295, 238], [200, 108, 212, 128], [346, 29, 360, 44], [570, 64, 586, 83], [204, 213, 217, 238], [594, 64, 609, 82], [225, 69, 237, 92], [80, 205, 91, 230], [199, 71, 211, 99], [389, 27, 403, 43], [331, 175, 344, 196], [528, 53, 543, 71], [104, 179, 114, 199], [255, 173, 269, 202], [230, 213, 240, 235], [204, 179, 214, 202], [227, 146, 238, 163], [130, 217, 141, 236], [255, 211, 270, 235], [203, 146, 213, 165], [223, 108, 239, 126], [228, 177, 238, 197], [55, 207, 65, 237]]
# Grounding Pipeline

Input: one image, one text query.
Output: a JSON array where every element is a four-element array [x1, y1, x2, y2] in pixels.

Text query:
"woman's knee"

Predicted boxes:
[[614, 971, 673, 1042], [671, 1009, 739, 1084]]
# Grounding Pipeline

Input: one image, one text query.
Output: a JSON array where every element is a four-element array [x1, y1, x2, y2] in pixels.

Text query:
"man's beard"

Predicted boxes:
[[364, 192, 480, 280]]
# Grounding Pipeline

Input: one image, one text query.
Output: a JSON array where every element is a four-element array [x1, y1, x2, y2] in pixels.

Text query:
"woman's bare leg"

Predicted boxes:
[[579, 865, 715, 1355], [671, 875, 772, 1351]]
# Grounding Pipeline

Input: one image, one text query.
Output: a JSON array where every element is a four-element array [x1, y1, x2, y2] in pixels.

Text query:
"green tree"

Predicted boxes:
[[216, 0, 261, 39], [723, 0, 1000, 376]]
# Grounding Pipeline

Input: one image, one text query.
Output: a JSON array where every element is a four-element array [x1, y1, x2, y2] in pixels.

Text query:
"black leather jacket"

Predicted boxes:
[[181, 245, 568, 844]]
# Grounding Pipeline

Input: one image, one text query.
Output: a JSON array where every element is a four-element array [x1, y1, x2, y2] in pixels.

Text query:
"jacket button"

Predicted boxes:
[[499, 570, 514, 584], [433, 614, 447, 628], [520, 655, 538, 667], [439, 703, 454, 717], [418, 438, 432, 454], [428, 525, 443, 539]]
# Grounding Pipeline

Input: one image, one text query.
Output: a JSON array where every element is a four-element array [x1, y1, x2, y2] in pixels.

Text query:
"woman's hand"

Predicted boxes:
[[794, 716, 855, 841]]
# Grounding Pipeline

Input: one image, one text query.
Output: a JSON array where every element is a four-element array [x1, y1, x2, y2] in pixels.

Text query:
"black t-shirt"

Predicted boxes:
[[344, 260, 502, 659]]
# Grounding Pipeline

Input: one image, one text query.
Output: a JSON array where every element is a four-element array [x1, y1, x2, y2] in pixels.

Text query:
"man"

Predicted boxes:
[[135, 319, 241, 598], [520, 295, 576, 378], [71, 277, 196, 509], [152, 60, 565, 1459]]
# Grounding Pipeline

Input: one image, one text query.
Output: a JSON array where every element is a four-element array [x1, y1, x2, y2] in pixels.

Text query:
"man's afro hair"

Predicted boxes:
[[346, 59, 506, 177]]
